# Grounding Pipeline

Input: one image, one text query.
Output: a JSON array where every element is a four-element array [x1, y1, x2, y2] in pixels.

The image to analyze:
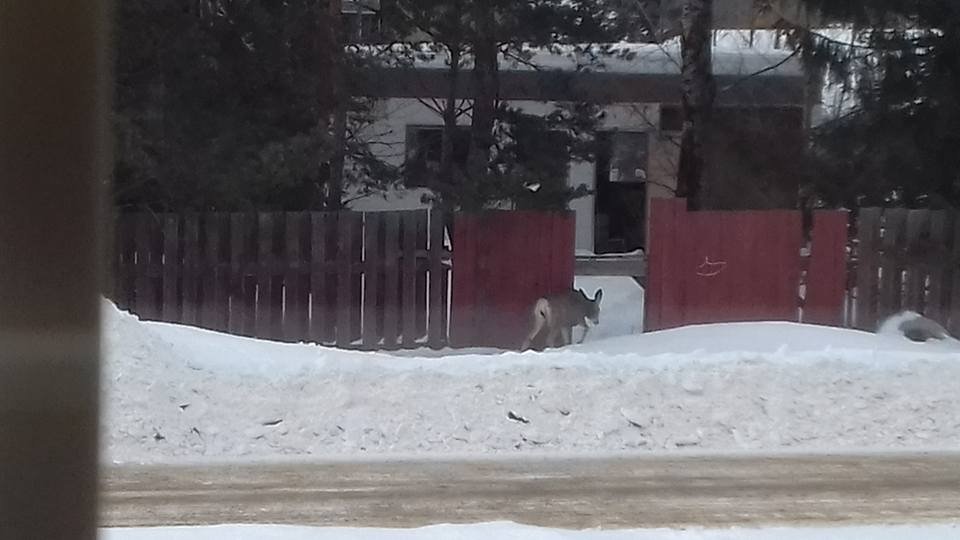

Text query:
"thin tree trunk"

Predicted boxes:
[[439, 45, 462, 187], [677, 0, 715, 211], [326, 0, 348, 210], [465, 1, 498, 209]]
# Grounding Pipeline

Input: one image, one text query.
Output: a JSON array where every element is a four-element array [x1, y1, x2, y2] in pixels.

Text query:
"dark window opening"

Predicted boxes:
[[594, 131, 649, 254]]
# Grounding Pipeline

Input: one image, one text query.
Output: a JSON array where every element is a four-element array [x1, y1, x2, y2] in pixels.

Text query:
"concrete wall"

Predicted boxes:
[[347, 98, 670, 253]]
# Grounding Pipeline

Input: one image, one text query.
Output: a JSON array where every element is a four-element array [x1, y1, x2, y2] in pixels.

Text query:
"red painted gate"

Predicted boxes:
[[646, 198, 848, 331], [450, 210, 575, 349]]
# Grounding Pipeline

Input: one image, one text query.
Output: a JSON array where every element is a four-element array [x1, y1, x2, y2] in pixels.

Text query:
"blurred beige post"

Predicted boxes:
[[0, 2, 110, 539]]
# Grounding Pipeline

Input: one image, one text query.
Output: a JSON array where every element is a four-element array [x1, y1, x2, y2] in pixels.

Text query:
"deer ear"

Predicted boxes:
[[577, 288, 586, 297], [594, 289, 603, 302]]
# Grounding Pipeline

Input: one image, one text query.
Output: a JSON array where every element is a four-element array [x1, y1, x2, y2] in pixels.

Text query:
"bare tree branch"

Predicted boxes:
[[718, 47, 801, 94], [415, 96, 444, 115], [631, 0, 683, 71], [502, 48, 541, 71], [643, 178, 679, 195]]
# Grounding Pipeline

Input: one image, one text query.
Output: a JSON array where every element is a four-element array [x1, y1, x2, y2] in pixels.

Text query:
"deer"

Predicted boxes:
[[520, 288, 603, 351]]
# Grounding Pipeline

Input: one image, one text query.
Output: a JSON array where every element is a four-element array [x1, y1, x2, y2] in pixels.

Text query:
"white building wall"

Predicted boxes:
[[347, 98, 670, 253]]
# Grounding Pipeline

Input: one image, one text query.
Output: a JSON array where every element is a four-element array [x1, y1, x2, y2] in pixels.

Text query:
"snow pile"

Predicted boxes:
[[397, 30, 804, 77], [101, 298, 960, 464], [99, 521, 960, 540]]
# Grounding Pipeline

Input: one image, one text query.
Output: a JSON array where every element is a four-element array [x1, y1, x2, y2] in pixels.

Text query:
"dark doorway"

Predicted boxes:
[[594, 131, 649, 254]]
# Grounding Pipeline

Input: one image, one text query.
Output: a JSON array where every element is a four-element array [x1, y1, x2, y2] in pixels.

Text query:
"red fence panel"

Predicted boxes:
[[646, 199, 846, 331], [805, 210, 850, 326], [450, 210, 575, 349]]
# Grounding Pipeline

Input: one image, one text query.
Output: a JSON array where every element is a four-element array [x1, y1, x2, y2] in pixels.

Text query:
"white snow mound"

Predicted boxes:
[[100, 298, 960, 464]]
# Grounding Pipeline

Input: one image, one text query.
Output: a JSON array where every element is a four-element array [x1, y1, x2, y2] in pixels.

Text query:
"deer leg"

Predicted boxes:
[[521, 309, 546, 351], [578, 325, 590, 344], [547, 327, 560, 348], [560, 326, 571, 346]]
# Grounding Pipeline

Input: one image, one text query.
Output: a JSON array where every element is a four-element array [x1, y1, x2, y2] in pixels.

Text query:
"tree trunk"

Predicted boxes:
[[323, 0, 347, 210], [439, 44, 462, 188], [465, 1, 498, 209], [677, 0, 715, 211]]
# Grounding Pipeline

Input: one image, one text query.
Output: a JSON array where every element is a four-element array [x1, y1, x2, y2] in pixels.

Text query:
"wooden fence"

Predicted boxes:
[[645, 198, 848, 331], [852, 208, 960, 334], [111, 210, 450, 349], [450, 210, 576, 349]]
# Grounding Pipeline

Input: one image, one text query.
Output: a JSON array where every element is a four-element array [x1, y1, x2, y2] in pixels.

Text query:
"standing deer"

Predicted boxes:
[[520, 288, 603, 351]]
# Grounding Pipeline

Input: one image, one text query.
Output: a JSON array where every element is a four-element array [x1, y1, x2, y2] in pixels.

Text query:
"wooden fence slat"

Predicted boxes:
[[228, 213, 241, 334], [351, 214, 364, 344], [116, 213, 137, 310], [428, 211, 446, 349], [228, 213, 247, 335], [110, 211, 120, 307], [202, 213, 226, 330], [215, 214, 233, 332], [854, 208, 881, 330], [284, 212, 307, 342], [415, 211, 428, 339], [950, 218, 960, 336], [336, 212, 358, 348], [269, 213, 287, 340], [216, 213, 229, 330], [362, 212, 382, 349], [401, 211, 419, 348], [108, 210, 120, 302], [133, 213, 150, 317], [783, 211, 805, 321], [382, 212, 401, 349], [903, 209, 930, 311], [878, 209, 908, 319], [182, 214, 200, 325], [161, 214, 180, 322], [309, 212, 331, 344], [256, 212, 274, 339], [134, 213, 160, 320], [108, 210, 123, 305], [926, 211, 952, 323]]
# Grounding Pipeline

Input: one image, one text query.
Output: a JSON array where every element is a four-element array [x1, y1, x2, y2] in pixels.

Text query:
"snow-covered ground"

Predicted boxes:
[[100, 522, 960, 540], [101, 271, 960, 464]]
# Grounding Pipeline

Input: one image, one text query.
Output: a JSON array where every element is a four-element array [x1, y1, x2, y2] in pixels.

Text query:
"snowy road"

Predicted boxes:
[[100, 453, 960, 529]]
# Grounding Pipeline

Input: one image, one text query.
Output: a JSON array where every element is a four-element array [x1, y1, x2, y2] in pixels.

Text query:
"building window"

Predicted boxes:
[[342, 1, 382, 44], [605, 131, 650, 183], [594, 131, 650, 253], [404, 126, 471, 188]]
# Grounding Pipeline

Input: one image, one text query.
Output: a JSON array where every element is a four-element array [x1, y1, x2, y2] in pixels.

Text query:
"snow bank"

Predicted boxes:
[[101, 298, 960, 464], [99, 521, 960, 540], [395, 30, 803, 77]]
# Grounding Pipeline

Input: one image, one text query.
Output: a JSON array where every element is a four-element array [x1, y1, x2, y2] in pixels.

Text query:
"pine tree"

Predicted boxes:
[[787, 0, 960, 209], [382, 0, 645, 211], [113, 0, 398, 212]]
